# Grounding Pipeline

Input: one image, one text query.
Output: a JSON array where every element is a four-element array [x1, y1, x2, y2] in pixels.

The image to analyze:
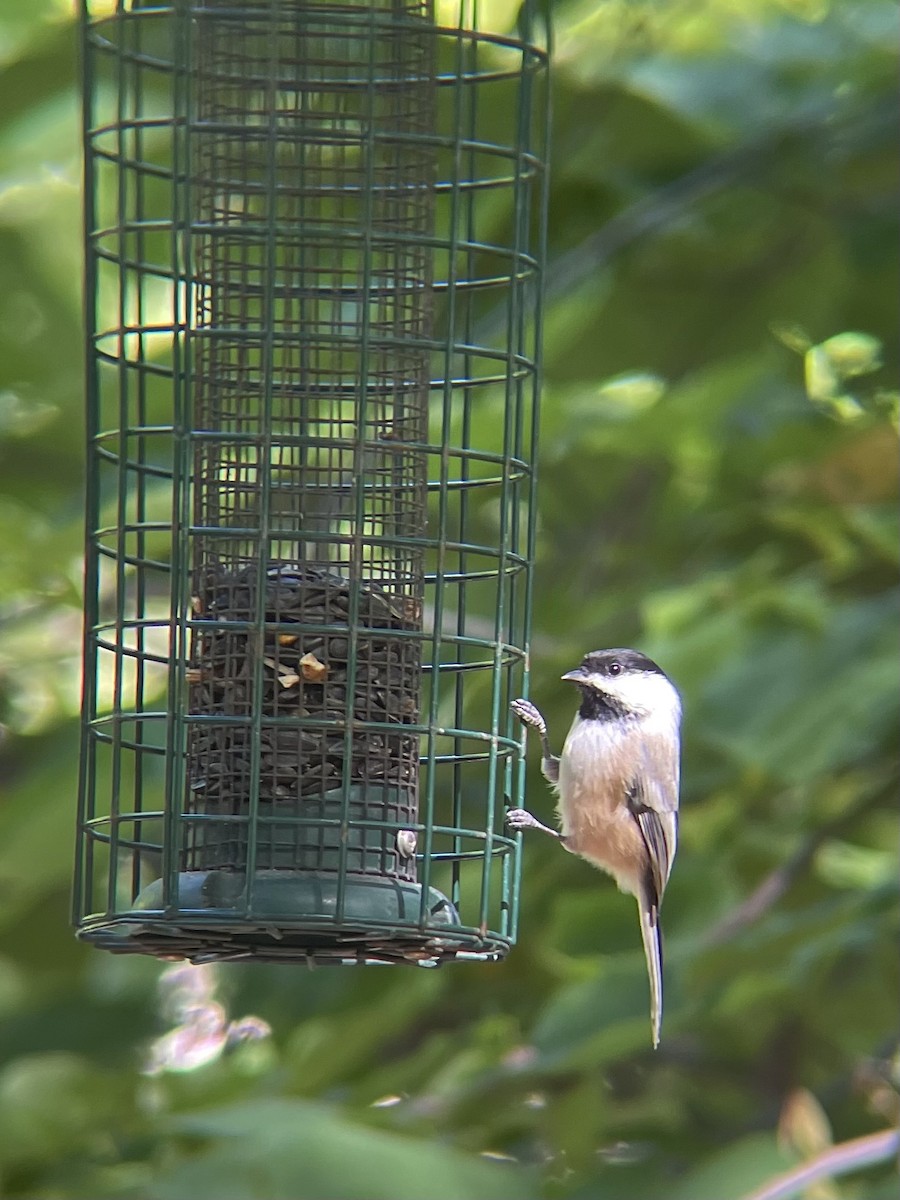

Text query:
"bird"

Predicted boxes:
[[507, 648, 681, 1047]]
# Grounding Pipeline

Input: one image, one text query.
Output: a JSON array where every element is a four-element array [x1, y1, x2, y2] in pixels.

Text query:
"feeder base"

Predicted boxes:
[[76, 870, 509, 965]]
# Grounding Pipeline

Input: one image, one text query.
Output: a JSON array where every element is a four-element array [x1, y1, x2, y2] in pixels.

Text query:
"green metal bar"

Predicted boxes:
[[130, 0, 149, 904], [420, 0, 467, 926], [332, 0, 382, 930], [107, 0, 133, 918], [501, 16, 539, 941], [446, 0, 477, 917], [91, 322, 542, 367], [482, 30, 518, 936], [512, 15, 551, 945], [242, 0, 284, 915], [75, 0, 100, 927], [161, 0, 195, 914], [84, 809, 518, 841]]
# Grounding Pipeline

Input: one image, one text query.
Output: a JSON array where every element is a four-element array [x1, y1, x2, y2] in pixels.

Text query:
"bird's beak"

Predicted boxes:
[[560, 668, 584, 684]]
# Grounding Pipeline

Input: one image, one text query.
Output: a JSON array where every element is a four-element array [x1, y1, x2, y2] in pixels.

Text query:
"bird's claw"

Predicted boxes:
[[505, 807, 538, 830], [505, 807, 563, 840], [510, 698, 546, 735]]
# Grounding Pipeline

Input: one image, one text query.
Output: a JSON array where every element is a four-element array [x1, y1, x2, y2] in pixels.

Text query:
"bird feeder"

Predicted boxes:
[[74, 0, 549, 965]]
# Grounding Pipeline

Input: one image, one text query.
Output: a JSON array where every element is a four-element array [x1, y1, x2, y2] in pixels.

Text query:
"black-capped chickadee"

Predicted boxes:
[[508, 648, 681, 1047]]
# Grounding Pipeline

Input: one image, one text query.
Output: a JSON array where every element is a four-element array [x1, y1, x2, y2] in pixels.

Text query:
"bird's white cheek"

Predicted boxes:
[[583, 671, 681, 723]]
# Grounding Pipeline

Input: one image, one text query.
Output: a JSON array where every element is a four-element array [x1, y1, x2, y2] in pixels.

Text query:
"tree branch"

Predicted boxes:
[[703, 790, 886, 947], [740, 1127, 900, 1200]]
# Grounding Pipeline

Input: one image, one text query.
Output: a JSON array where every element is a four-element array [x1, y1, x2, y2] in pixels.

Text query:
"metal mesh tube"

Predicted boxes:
[[184, 1, 435, 880]]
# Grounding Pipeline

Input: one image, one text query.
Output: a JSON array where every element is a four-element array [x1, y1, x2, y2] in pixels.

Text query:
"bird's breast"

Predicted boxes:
[[556, 715, 646, 895]]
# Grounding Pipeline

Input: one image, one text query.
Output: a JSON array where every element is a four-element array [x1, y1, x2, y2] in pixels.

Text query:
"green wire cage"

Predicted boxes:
[[74, 0, 549, 966]]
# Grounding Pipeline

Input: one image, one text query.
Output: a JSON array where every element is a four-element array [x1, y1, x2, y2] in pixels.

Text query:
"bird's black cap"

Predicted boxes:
[[562, 648, 668, 682]]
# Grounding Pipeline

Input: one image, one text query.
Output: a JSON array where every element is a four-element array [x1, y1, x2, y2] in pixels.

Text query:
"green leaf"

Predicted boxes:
[[148, 1099, 537, 1200], [696, 592, 900, 784], [814, 840, 898, 891], [819, 331, 883, 378], [662, 1133, 796, 1200], [531, 952, 657, 1065], [805, 345, 840, 402], [595, 371, 668, 416], [0, 1052, 135, 1171]]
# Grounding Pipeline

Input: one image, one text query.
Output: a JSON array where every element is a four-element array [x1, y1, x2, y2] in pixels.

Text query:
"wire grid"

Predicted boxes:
[[75, 0, 549, 964], [184, 1, 433, 883]]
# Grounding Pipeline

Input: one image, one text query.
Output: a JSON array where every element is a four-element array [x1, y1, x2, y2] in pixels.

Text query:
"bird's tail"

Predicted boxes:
[[637, 889, 664, 1049]]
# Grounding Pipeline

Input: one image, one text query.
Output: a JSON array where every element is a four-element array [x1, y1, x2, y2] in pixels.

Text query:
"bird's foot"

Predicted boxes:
[[505, 807, 562, 839], [510, 698, 547, 736]]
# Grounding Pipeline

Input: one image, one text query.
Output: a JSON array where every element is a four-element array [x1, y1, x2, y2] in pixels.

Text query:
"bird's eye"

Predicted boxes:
[[609, 661, 622, 676]]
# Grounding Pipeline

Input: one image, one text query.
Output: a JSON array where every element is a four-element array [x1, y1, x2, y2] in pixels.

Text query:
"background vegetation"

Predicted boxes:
[[0, 0, 897, 1197]]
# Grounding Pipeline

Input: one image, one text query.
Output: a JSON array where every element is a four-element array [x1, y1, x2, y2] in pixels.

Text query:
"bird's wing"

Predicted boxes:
[[627, 730, 680, 903]]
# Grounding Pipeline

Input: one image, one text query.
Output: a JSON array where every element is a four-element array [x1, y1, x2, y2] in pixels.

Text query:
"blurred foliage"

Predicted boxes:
[[0, 0, 898, 1197]]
